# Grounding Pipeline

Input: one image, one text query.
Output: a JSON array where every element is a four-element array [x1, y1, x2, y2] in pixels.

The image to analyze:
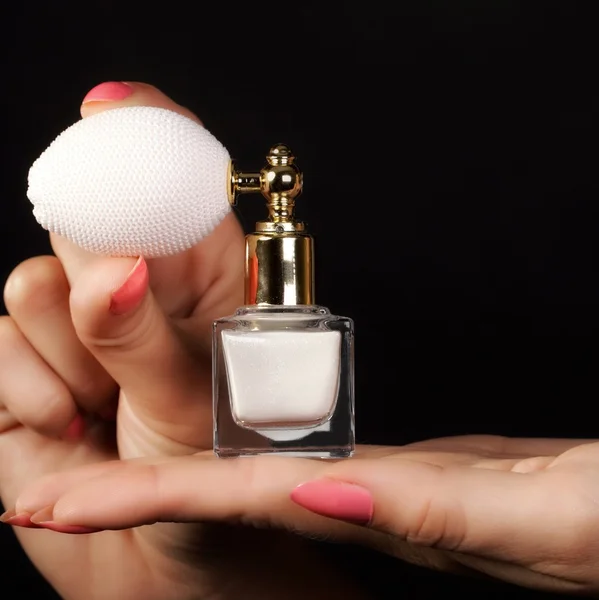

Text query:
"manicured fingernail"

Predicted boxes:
[[28, 506, 97, 533], [61, 413, 85, 441], [30, 505, 54, 524], [290, 479, 374, 525], [0, 509, 14, 522], [0, 509, 16, 522], [109, 257, 148, 315], [0, 510, 40, 528], [82, 81, 133, 104]]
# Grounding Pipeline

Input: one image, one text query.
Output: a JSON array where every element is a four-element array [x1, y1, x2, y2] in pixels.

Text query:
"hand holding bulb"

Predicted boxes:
[[26, 84, 356, 458]]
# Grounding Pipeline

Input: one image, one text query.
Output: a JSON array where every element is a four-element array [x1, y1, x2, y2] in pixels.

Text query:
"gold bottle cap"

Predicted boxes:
[[229, 145, 314, 306]]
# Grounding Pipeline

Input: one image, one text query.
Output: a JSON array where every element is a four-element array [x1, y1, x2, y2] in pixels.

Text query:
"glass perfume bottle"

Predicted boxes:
[[213, 144, 355, 458]]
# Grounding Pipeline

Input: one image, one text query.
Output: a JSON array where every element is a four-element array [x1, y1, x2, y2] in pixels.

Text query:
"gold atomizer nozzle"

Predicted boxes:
[[227, 144, 314, 306], [228, 143, 303, 221]]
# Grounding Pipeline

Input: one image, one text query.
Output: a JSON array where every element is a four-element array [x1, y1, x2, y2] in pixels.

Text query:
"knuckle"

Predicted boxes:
[[228, 458, 269, 521], [0, 315, 19, 346], [0, 316, 74, 435], [406, 496, 444, 546], [20, 386, 74, 434], [73, 373, 114, 406], [232, 456, 261, 492], [0, 316, 22, 360], [4, 256, 66, 315], [75, 298, 157, 351], [406, 486, 466, 551]]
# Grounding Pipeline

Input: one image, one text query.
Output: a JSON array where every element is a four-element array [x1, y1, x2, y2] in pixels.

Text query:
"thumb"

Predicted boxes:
[[290, 461, 587, 592], [290, 460, 550, 555], [69, 256, 212, 452]]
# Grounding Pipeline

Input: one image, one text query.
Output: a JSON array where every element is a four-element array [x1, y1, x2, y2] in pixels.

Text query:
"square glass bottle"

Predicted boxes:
[[212, 145, 355, 458]]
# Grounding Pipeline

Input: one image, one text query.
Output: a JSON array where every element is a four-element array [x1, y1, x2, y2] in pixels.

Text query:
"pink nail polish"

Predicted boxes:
[[36, 522, 101, 535], [0, 510, 41, 528], [29, 505, 53, 523], [29, 506, 100, 534], [290, 479, 374, 525], [62, 413, 85, 441], [82, 81, 133, 104], [0, 509, 16, 522], [109, 256, 149, 315]]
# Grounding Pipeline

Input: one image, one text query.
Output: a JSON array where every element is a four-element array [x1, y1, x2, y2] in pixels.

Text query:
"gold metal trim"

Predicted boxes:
[[228, 145, 313, 306]]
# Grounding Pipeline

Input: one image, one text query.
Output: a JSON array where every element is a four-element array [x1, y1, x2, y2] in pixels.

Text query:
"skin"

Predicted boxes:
[[0, 83, 367, 600], [2, 82, 599, 599]]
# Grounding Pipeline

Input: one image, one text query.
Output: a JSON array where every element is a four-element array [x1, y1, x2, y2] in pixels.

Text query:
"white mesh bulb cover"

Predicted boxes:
[[27, 106, 232, 257]]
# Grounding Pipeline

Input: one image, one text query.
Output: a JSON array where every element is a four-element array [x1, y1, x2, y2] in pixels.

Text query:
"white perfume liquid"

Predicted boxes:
[[213, 305, 354, 458], [221, 330, 341, 429]]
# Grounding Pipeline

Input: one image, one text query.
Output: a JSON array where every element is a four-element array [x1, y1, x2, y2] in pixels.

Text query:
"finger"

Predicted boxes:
[[51, 81, 244, 319], [68, 256, 212, 451], [48, 81, 244, 451], [290, 459, 587, 567], [51, 80, 204, 289], [80, 80, 202, 123], [0, 316, 78, 437], [288, 460, 594, 593], [52, 212, 244, 326], [10, 453, 191, 518], [8, 460, 127, 518], [4, 256, 116, 413], [11, 453, 368, 543]]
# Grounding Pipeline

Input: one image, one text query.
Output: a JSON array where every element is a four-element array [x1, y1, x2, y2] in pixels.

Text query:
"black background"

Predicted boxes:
[[1, 1, 597, 598]]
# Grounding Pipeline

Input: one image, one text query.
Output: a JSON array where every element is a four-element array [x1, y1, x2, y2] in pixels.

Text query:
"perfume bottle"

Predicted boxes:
[[213, 144, 355, 458]]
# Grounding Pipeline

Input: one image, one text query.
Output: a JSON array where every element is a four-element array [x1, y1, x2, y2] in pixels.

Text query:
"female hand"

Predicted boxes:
[[8, 435, 599, 596], [0, 82, 365, 600]]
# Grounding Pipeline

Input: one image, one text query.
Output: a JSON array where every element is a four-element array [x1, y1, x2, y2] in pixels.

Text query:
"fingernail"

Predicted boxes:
[[30, 506, 99, 534], [82, 81, 133, 104], [30, 505, 54, 524], [61, 413, 86, 441], [0, 510, 40, 528], [109, 257, 149, 315], [290, 479, 374, 525], [0, 509, 15, 522]]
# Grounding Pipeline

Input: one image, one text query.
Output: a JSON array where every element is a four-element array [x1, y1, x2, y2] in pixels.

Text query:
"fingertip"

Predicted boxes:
[[3, 255, 67, 316], [80, 81, 202, 125], [68, 256, 146, 333], [0, 510, 41, 529], [82, 81, 134, 105], [109, 256, 149, 316]]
